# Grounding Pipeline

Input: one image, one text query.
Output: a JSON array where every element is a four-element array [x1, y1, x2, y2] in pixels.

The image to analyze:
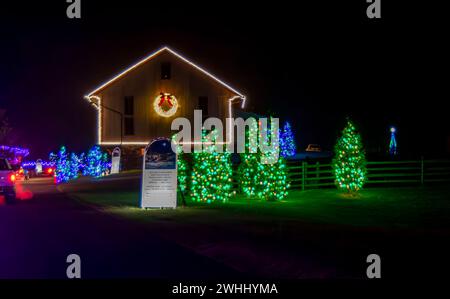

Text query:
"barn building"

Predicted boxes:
[[84, 46, 246, 168]]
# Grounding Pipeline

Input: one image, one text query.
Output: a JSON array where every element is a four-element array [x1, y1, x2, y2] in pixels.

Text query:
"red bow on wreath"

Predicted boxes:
[[158, 93, 174, 108]]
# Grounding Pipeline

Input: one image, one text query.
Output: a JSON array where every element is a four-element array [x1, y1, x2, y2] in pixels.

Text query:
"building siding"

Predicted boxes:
[[96, 51, 238, 144]]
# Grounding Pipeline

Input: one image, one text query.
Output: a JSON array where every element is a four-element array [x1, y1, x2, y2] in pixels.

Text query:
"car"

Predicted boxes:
[[35, 159, 55, 177], [13, 165, 30, 180], [305, 144, 322, 152], [0, 157, 17, 203], [21, 160, 56, 178], [42, 166, 55, 177]]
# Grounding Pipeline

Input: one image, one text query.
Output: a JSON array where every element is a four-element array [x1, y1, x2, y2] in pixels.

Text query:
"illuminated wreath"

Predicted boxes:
[[153, 92, 178, 117]]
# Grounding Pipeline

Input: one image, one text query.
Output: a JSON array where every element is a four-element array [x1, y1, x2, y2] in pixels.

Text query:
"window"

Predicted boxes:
[[124, 96, 134, 135], [124, 117, 134, 135], [161, 62, 171, 79], [198, 96, 208, 116], [124, 96, 134, 115]]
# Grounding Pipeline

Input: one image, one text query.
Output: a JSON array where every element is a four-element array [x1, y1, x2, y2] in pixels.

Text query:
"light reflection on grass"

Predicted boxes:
[[70, 186, 450, 230]]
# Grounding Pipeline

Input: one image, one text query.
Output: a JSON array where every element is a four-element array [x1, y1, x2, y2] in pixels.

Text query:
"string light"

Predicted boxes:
[[22, 161, 56, 168], [238, 118, 289, 200], [69, 153, 80, 180], [85, 145, 109, 178], [0, 145, 30, 164], [53, 146, 109, 183], [85, 47, 245, 99], [0, 145, 30, 157], [55, 146, 70, 183], [79, 152, 87, 175], [190, 129, 233, 203], [84, 46, 246, 146]]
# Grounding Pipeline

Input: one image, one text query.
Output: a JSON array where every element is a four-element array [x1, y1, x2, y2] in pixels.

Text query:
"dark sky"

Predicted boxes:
[[0, 0, 448, 159]]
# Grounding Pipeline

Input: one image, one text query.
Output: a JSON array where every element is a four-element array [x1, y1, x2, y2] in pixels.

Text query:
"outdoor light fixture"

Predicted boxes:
[[85, 95, 123, 146]]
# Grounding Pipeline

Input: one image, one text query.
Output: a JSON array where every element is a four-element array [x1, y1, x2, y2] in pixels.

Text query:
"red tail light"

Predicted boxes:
[[47, 168, 53, 174], [9, 174, 16, 183]]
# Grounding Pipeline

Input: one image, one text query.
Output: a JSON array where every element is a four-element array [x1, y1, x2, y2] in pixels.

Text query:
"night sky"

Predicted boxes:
[[0, 1, 448, 159]]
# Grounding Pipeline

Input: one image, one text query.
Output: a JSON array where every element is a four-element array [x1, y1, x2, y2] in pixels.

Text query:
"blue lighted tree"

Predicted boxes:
[[78, 152, 87, 175], [69, 153, 80, 180], [280, 121, 297, 158], [49, 152, 57, 163], [85, 146, 106, 177], [55, 146, 70, 183]]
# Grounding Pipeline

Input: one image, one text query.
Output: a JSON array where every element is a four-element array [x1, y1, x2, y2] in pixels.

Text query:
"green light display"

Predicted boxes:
[[190, 129, 233, 203], [238, 118, 289, 201], [332, 119, 367, 192], [172, 135, 189, 193]]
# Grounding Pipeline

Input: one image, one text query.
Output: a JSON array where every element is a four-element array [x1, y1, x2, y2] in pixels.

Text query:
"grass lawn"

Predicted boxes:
[[68, 185, 450, 230]]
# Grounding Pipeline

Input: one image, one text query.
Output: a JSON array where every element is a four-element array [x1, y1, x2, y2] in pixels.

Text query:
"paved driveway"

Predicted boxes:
[[0, 178, 240, 278]]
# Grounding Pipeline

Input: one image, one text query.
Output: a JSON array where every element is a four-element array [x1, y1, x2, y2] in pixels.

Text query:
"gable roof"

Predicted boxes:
[[85, 46, 246, 99]]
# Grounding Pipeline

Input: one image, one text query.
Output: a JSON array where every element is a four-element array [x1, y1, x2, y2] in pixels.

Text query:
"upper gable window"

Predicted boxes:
[[161, 62, 171, 80], [198, 96, 209, 117], [124, 96, 134, 115]]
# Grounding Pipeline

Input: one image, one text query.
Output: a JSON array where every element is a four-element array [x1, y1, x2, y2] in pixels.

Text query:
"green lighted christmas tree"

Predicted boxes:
[[172, 134, 189, 193], [332, 119, 367, 192], [190, 129, 233, 203], [238, 118, 289, 200], [177, 153, 188, 193]]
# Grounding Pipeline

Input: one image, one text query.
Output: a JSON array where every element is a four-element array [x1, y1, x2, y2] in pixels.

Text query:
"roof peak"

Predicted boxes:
[[85, 46, 246, 99]]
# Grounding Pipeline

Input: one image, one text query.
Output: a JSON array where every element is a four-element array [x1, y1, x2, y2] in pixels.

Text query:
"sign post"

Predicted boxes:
[[111, 147, 121, 174], [140, 138, 177, 209]]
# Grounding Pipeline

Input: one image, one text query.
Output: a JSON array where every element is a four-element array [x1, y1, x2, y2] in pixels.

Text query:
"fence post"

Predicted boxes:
[[420, 156, 424, 185], [301, 161, 306, 191]]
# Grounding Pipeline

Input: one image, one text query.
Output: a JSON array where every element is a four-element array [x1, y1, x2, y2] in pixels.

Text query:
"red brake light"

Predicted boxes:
[[47, 168, 53, 174], [9, 174, 16, 183]]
